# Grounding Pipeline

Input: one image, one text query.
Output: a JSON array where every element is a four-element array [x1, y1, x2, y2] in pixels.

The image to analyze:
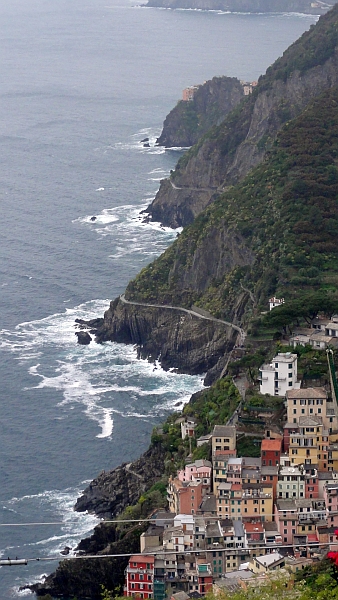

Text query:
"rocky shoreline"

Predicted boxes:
[[29, 443, 169, 597], [75, 297, 239, 384]]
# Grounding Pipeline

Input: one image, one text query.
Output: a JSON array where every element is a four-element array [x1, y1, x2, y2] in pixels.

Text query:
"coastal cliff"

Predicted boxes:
[[146, 0, 336, 14], [33, 10, 338, 599], [156, 76, 244, 148], [96, 297, 240, 382], [74, 444, 167, 518], [146, 6, 338, 227], [31, 444, 167, 598]]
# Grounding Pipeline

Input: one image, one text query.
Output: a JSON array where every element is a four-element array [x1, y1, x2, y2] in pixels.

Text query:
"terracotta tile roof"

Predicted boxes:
[[231, 483, 242, 490], [261, 439, 282, 451], [129, 555, 155, 563]]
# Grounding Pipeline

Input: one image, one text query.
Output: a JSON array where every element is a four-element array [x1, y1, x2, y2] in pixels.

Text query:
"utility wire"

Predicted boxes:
[[1, 541, 335, 567], [0, 509, 330, 527]]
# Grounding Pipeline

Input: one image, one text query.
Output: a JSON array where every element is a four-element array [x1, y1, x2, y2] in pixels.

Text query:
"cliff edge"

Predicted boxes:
[[156, 76, 244, 148], [146, 5, 338, 227]]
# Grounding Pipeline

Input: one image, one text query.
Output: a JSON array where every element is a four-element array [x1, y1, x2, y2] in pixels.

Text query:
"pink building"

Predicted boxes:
[[167, 477, 205, 515], [177, 460, 212, 485], [182, 86, 199, 101], [275, 499, 297, 546], [324, 483, 338, 528]]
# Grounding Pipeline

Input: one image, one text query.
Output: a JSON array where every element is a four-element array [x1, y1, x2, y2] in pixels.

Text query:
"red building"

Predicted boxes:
[[305, 469, 319, 499], [196, 561, 213, 595], [261, 438, 282, 467], [124, 555, 155, 598]]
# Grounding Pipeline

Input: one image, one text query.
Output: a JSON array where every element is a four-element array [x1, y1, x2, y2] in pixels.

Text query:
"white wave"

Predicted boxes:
[[74, 201, 180, 264], [6, 486, 99, 557], [166, 146, 191, 151], [148, 168, 169, 175], [96, 187, 105, 191], [0, 298, 204, 438], [96, 407, 114, 438]]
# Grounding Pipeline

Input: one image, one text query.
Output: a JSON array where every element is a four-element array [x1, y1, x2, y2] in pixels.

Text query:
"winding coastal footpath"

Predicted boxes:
[[120, 294, 246, 344]]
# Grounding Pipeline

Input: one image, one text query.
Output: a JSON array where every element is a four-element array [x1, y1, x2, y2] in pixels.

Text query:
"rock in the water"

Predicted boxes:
[[140, 137, 149, 142], [90, 216, 97, 221], [75, 317, 104, 329], [75, 331, 92, 345], [143, 142, 150, 148]]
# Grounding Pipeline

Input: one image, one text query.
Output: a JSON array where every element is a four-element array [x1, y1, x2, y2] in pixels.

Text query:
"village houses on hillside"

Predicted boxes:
[[124, 346, 338, 599]]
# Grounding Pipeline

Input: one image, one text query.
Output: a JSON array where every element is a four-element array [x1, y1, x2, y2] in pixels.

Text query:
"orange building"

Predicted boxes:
[[261, 438, 282, 467], [167, 477, 204, 515]]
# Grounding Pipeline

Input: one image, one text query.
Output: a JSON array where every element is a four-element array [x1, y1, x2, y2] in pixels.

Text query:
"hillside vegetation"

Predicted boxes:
[[147, 5, 338, 228], [127, 87, 338, 321]]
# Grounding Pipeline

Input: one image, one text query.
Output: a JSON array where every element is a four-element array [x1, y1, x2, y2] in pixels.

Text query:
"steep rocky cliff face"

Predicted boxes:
[[129, 86, 338, 322], [147, 0, 335, 14], [74, 443, 167, 518], [32, 524, 145, 599], [31, 444, 167, 599], [96, 297, 239, 381], [146, 7, 338, 227], [156, 76, 244, 148]]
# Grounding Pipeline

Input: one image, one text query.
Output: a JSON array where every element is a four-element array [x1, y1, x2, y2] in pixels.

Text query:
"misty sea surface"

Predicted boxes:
[[0, 0, 317, 595]]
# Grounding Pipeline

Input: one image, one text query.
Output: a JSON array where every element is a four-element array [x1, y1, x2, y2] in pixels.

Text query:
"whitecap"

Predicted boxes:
[[0, 298, 204, 438], [96, 187, 105, 191], [5, 485, 99, 557], [74, 201, 180, 265]]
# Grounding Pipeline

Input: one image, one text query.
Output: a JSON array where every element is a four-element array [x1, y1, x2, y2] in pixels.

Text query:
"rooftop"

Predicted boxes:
[[129, 555, 155, 564], [198, 494, 216, 513], [171, 592, 190, 600], [244, 523, 264, 533], [261, 439, 282, 452], [273, 352, 297, 363], [276, 499, 297, 511], [286, 388, 327, 399], [243, 457, 261, 468], [261, 466, 279, 475], [298, 416, 322, 427], [255, 552, 284, 568], [212, 425, 236, 438], [295, 499, 313, 508]]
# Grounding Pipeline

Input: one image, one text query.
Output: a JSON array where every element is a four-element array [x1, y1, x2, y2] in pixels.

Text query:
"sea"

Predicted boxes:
[[0, 0, 317, 596]]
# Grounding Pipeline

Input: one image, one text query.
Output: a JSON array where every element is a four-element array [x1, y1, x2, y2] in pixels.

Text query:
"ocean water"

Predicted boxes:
[[0, 0, 317, 596]]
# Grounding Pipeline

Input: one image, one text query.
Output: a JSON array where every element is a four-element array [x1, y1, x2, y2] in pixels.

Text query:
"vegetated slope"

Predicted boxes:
[[156, 76, 244, 148], [127, 86, 338, 322], [146, 5, 338, 227]]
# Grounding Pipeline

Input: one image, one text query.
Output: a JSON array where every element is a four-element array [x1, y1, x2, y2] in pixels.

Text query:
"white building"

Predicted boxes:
[[259, 352, 300, 396], [277, 465, 305, 499], [269, 297, 285, 311]]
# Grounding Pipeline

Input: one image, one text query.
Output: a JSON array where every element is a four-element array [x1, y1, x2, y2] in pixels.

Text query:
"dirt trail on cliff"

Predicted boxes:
[[120, 294, 245, 343]]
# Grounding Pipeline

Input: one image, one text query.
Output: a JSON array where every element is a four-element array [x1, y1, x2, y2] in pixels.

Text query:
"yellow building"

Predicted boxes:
[[241, 483, 273, 522], [212, 425, 236, 455], [288, 416, 329, 471], [328, 432, 338, 471], [286, 387, 338, 431], [217, 482, 242, 519]]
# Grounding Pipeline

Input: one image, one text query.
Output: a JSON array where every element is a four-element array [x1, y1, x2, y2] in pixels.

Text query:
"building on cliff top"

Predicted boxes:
[[182, 86, 199, 101]]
